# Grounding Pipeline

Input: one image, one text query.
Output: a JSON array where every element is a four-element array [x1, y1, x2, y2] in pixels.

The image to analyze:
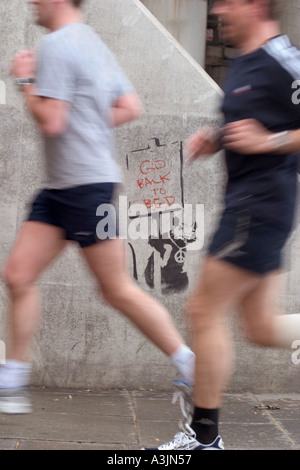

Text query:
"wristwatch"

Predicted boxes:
[[15, 78, 35, 88], [267, 131, 292, 152]]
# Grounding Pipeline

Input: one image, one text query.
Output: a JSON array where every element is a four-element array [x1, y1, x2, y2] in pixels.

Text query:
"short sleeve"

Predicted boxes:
[[34, 38, 75, 102], [262, 39, 300, 130]]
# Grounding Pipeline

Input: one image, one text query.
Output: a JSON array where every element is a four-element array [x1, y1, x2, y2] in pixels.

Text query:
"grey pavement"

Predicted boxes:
[[0, 388, 299, 451]]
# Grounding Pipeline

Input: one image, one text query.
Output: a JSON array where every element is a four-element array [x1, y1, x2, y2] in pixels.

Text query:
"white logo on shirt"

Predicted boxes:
[[292, 80, 300, 105], [232, 85, 252, 96]]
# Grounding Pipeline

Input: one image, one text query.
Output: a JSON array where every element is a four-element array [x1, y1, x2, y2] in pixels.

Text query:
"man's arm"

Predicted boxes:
[[110, 92, 143, 127], [283, 129, 300, 154], [223, 119, 300, 155], [22, 85, 70, 137], [11, 50, 70, 137]]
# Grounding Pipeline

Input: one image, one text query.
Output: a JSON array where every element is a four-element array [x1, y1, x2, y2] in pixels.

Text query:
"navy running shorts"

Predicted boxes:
[[27, 183, 117, 248], [208, 209, 291, 274]]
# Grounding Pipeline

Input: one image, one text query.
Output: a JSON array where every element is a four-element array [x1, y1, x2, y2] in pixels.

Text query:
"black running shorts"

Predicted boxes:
[[208, 209, 291, 274], [27, 183, 117, 248]]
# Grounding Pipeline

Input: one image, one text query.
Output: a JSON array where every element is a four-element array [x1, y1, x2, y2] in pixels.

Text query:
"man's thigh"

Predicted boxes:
[[240, 269, 283, 337], [3, 221, 67, 285], [189, 256, 262, 317], [80, 238, 127, 284]]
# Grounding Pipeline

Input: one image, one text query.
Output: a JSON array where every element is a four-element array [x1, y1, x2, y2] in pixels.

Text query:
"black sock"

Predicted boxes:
[[191, 407, 219, 445]]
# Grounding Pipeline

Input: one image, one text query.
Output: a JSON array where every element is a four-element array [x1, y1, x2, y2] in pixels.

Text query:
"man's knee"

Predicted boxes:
[[243, 318, 273, 347], [2, 260, 35, 294], [100, 277, 133, 307], [186, 293, 215, 333]]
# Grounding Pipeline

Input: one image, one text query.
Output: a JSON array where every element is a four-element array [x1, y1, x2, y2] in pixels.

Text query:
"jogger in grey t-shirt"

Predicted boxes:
[[1, 0, 195, 418], [35, 22, 134, 189]]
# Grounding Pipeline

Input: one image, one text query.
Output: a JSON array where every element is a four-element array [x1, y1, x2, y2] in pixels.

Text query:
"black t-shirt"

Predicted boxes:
[[221, 35, 300, 230]]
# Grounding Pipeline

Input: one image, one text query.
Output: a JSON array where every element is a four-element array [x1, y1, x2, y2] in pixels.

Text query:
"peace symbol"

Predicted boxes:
[[175, 250, 185, 263]]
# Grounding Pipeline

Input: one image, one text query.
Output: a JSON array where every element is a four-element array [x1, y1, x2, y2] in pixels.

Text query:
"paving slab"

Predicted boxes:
[[0, 388, 299, 451]]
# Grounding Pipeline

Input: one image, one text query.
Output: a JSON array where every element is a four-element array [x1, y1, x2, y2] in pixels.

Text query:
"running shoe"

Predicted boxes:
[[0, 387, 32, 414], [0, 362, 32, 414], [143, 423, 224, 450], [172, 379, 194, 424]]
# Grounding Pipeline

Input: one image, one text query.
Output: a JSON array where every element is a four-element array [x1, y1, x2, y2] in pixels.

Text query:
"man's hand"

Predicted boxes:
[[11, 50, 36, 79], [185, 129, 221, 162], [222, 119, 273, 154]]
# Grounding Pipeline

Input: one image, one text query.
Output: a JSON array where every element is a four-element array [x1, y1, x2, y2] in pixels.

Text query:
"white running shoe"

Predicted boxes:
[[0, 388, 32, 414], [0, 362, 32, 414], [143, 423, 224, 450], [172, 379, 194, 424]]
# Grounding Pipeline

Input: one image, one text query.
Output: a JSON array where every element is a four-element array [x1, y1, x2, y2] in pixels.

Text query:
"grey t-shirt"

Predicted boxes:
[[35, 23, 134, 189]]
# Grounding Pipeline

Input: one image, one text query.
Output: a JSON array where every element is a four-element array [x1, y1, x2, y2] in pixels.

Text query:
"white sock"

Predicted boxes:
[[5, 360, 31, 370], [273, 314, 300, 349], [170, 345, 195, 385], [0, 360, 32, 388]]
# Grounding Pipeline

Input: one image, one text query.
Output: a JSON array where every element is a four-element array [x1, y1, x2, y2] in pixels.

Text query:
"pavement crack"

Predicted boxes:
[[253, 394, 299, 450], [128, 391, 140, 446]]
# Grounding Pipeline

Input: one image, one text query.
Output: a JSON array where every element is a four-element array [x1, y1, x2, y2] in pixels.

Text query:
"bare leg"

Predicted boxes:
[[2, 222, 67, 362], [81, 238, 186, 357], [241, 270, 300, 349], [240, 270, 282, 346], [187, 257, 261, 409]]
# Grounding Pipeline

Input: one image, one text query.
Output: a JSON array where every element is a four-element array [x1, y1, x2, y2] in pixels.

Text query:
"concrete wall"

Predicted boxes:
[[0, 0, 300, 392], [281, 0, 300, 48], [140, 0, 207, 67]]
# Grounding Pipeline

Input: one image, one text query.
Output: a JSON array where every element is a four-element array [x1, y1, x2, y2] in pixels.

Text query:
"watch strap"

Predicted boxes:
[[15, 78, 35, 86]]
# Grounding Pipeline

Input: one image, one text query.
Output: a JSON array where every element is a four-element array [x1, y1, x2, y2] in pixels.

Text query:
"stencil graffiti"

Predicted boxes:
[[126, 138, 202, 294], [126, 137, 183, 211]]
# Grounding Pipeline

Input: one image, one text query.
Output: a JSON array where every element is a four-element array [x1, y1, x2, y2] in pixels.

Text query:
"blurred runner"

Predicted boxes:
[[146, 0, 300, 450], [0, 0, 195, 414]]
